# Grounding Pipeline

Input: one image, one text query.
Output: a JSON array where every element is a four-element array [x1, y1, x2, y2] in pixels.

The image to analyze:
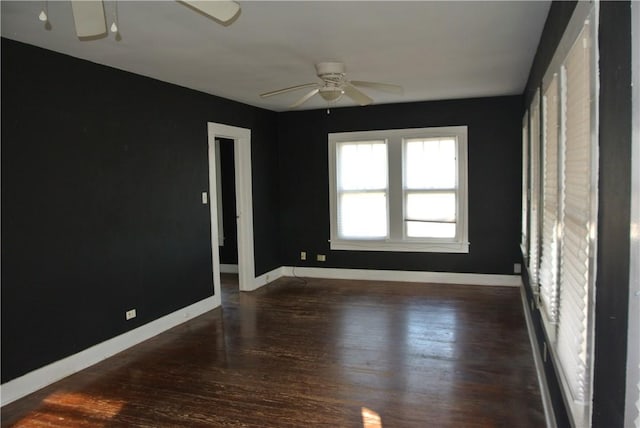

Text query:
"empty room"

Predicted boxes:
[[1, 1, 638, 427]]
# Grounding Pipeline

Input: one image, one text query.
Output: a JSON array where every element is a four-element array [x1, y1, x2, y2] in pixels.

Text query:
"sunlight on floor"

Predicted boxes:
[[13, 391, 125, 427], [362, 406, 383, 428]]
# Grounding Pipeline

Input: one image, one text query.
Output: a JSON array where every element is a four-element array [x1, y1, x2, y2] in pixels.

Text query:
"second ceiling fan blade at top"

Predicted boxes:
[[70, 0, 241, 39], [71, 0, 107, 38], [179, 0, 241, 24]]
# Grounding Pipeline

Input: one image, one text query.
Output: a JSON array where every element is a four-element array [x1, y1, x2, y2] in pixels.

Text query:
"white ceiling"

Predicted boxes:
[[1, 1, 550, 112]]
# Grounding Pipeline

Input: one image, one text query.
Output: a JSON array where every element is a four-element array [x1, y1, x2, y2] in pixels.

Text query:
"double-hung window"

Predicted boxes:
[[329, 126, 468, 253]]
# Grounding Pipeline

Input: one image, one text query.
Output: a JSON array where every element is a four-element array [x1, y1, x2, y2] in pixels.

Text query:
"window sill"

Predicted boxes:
[[330, 240, 470, 253]]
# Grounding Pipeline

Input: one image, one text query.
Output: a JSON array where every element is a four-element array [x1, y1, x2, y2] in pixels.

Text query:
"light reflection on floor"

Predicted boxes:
[[361, 406, 383, 428], [12, 391, 125, 428]]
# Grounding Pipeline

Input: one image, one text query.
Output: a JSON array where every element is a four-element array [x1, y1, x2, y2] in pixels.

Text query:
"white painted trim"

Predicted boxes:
[[207, 123, 254, 293], [220, 264, 239, 274], [250, 266, 286, 291], [280, 266, 521, 287], [328, 126, 469, 254], [520, 286, 557, 428], [1, 296, 218, 407]]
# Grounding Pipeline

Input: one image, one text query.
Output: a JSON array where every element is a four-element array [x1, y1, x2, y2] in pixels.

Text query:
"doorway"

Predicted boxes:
[[207, 123, 255, 308]]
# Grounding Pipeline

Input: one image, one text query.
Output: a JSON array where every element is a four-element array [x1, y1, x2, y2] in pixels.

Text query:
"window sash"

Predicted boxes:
[[335, 141, 389, 240]]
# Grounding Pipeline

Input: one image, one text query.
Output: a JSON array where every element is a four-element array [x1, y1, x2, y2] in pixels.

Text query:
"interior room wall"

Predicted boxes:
[[1, 38, 279, 383], [277, 96, 523, 275]]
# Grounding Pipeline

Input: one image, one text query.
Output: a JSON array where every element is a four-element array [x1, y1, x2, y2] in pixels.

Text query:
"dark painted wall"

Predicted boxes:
[[521, 1, 633, 427], [218, 138, 238, 265], [593, 2, 632, 426], [277, 96, 523, 275], [1, 39, 279, 382], [523, 1, 577, 108]]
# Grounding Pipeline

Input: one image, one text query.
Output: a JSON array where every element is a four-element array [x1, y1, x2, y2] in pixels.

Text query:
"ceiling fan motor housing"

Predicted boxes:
[[315, 62, 346, 78]]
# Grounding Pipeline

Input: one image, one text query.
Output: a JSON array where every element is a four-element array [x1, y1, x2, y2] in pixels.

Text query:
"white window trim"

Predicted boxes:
[[328, 126, 469, 253]]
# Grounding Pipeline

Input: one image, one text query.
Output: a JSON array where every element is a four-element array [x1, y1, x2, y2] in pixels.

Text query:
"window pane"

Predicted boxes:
[[339, 192, 387, 238], [405, 138, 456, 189], [338, 141, 387, 190], [406, 192, 456, 222], [407, 221, 456, 238]]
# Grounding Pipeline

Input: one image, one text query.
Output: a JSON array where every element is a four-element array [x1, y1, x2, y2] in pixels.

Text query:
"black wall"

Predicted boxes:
[[277, 96, 523, 275], [1, 39, 279, 382], [521, 1, 633, 427], [593, 2, 632, 426], [217, 138, 238, 265]]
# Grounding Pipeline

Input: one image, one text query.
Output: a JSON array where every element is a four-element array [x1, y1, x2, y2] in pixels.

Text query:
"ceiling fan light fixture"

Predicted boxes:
[[319, 87, 344, 102]]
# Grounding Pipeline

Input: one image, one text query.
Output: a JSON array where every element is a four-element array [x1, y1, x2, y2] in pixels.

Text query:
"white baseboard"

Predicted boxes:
[[281, 266, 522, 287], [1, 296, 219, 407], [220, 263, 239, 273], [520, 286, 557, 428], [249, 266, 285, 290]]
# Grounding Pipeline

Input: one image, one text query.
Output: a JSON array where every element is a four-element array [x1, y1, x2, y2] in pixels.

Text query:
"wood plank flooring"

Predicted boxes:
[[2, 275, 544, 427]]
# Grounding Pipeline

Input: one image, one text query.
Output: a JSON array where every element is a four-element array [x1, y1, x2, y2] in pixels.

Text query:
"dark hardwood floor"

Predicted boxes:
[[2, 275, 544, 427]]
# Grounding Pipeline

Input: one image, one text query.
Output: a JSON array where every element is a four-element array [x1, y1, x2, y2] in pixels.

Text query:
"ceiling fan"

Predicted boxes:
[[260, 62, 403, 109], [67, 0, 240, 38]]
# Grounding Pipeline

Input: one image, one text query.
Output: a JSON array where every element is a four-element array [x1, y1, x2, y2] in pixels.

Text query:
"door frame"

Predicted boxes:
[[207, 123, 254, 301]]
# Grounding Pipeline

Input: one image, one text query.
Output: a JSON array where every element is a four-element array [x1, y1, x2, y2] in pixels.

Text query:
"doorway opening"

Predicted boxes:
[[207, 123, 254, 308]]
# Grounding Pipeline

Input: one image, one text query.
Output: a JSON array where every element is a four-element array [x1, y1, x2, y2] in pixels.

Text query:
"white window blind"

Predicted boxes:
[[539, 75, 560, 325], [556, 24, 594, 407], [522, 112, 529, 257], [529, 91, 541, 291], [336, 141, 388, 239]]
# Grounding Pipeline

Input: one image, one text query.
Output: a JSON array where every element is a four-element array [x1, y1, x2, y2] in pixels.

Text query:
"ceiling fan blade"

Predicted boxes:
[[179, 1, 241, 24], [290, 89, 320, 108], [71, 0, 107, 38], [344, 84, 374, 106], [350, 81, 404, 95], [260, 83, 319, 98]]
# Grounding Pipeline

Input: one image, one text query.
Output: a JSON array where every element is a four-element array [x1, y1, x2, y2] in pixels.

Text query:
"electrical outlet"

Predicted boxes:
[[125, 309, 137, 320], [316, 254, 326, 262], [201, 191, 208, 205], [514, 263, 522, 274], [300, 251, 307, 261]]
